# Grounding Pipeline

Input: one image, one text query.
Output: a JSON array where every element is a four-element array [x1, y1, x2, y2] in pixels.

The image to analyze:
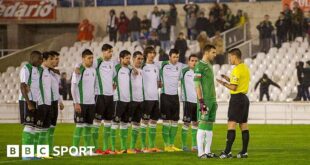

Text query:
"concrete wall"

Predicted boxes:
[[0, 1, 282, 49]]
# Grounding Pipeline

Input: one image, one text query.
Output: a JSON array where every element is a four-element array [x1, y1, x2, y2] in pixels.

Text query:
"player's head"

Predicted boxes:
[[169, 49, 180, 65], [42, 51, 55, 68], [202, 44, 217, 62], [119, 50, 131, 66], [102, 44, 113, 60], [29, 50, 42, 67], [144, 46, 156, 63], [82, 49, 94, 68], [50, 51, 60, 68], [228, 48, 242, 65], [188, 54, 198, 69], [133, 51, 144, 68]]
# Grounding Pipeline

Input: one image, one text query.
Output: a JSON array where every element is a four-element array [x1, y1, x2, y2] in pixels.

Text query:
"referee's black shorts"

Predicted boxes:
[[228, 93, 249, 123]]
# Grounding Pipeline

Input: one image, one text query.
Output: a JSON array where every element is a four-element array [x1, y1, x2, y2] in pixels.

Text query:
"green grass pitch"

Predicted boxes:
[[0, 124, 309, 165]]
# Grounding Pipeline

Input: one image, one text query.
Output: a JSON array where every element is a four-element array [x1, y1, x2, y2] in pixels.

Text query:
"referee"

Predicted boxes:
[[216, 48, 250, 159]]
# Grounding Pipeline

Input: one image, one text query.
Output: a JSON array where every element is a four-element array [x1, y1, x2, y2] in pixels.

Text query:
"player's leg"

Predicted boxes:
[[237, 95, 250, 158], [72, 105, 85, 155], [161, 94, 171, 151], [48, 101, 58, 155], [92, 96, 102, 152], [203, 102, 217, 157], [119, 103, 131, 153], [36, 105, 50, 146], [149, 101, 161, 152], [191, 102, 198, 151], [141, 101, 151, 152], [102, 96, 114, 152], [266, 91, 270, 101], [84, 105, 96, 154], [196, 122, 206, 158], [169, 95, 181, 151], [259, 89, 263, 101], [21, 101, 36, 160], [128, 102, 142, 153], [181, 102, 191, 150], [111, 101, 123, 152]]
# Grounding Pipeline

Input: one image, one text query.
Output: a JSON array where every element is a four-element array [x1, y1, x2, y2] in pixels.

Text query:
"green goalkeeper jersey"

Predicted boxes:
[[194, 60, 216, 102]]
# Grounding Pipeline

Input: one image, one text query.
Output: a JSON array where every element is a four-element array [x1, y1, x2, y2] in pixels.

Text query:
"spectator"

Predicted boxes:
[[174, 32, 188, 63], [291, 2, 304, 39], [157, 16, 171, 52], [214, 15, 225, 32], [168, 3, 177, 42], [118, 11, 130, 42], [275, 12, 289, 47], [147, 31, 161, 48], [236, 10, 246, 26], [255, 74, 282, 101], [159, 49, 169, 61], [212, 31, 225, 65], [222, 3, 230, 16], [128, 11, 141, 42], [184, 1, 199, 29], [294, 61, 310, 101], [207, 15, 216, 37], [283, 4, 293, 41], [197, 31, 211, 58], [141, 15, 151, 39], [68, 73, 73, 100], [107, 9, 118, 43], [186, 12, 197, 40], [209, 2, 222, 21], [77, 19, 94, 42], [306, 11, 310, 43], [59, 72, 68, 100], [148, 6, 162, 31], [257, 15, 274, 53], [224, 8, 235, 30], [195, 12, 209, 36]]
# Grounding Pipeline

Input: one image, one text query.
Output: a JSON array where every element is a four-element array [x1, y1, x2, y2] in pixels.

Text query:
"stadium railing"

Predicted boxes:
[[0, 49, 19, 58]]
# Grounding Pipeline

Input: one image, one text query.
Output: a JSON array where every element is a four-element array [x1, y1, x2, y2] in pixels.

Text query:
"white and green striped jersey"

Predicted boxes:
[[181, 67, 197, 103], [113, 64, 131, 102], [38, 66, 52, 106], [131, 68, 143, 102], [142, 63, 160, 101], [94, 58, 116, 96], [50, 71, 61, 102], [18, 64, 40, 101], [71, 66, 96, 104], [159, 61, 184, 95]]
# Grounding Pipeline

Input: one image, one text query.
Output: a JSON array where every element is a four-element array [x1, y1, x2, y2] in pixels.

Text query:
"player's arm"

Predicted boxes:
[[20, 68, 35, 111], [217, 70, 238, 91], [71, 73, 81, 113], [254, 78, 261, 91], [221, 74, 230, 82], [194, 68, 207, 113], [270, 80, 282, 90], [217, 79, 238, 91]]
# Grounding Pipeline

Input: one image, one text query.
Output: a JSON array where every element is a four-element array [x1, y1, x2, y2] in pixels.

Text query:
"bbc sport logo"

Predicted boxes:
[[7, 145, 95, 158]]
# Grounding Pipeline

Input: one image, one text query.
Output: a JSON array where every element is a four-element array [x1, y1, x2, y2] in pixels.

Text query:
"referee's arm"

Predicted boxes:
[[216, 79, 238, 91]]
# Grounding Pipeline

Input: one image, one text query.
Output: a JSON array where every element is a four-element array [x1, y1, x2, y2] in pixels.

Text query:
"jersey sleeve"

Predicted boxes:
[[20, 67, 29, 84], [230, 68, 240, 85], [71, 72, 79, 104]]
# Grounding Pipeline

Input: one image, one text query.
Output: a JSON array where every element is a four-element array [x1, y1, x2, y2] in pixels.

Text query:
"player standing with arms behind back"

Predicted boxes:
[[216, 48, 250, 159], [194, 45, 218, 159]]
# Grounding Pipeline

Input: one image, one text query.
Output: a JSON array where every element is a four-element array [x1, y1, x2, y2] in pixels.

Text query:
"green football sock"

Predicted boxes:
[[33, 130, 40, 154], [83, 126, 92, 148], [48, 126, 55, 154], [92, 125, 99, 150], [162, 123, 170, 147], [111, 124, 118, 151], [169, 123, 178, 145], [130, 126, 139, 149], [72, 126, 83, 148], [148, 124, 157, 148], [120, 124, 129, 150], [103, 124, 111, 151], [181, 125, 189, 148], [38, 130, 48, 145], [191, 126, 198, 147], [140, 124, 147, 149], [22, 126, 33, 145]]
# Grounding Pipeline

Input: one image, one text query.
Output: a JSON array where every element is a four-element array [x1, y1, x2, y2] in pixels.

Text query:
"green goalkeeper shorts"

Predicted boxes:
[[197, 100, 218, 122]]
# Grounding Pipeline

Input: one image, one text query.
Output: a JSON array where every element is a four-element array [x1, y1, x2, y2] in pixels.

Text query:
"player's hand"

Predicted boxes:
[[199, 99, 208, 114], [221, 74, 229, 80], [113, 83, 117, 90], [75, 68, 81, 75], [216, 79, 225, 85], [74, 104, 81, 113], [133, 68, 139, 76], [27, 102, 35, 112], [158, 81, 162, 88], [59, 102, 64, 111]]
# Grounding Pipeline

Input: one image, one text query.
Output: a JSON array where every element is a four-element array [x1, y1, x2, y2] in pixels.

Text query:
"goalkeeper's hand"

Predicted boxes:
[[199, 99, 208, 115]]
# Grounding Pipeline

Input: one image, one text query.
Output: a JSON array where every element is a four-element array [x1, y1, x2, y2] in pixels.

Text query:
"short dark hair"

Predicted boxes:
[[30, 51, 42, 58], [49, 51, 60, 56], [82, 49, 93, 58], [119, 50, 131, 59], [133, 51, 143, 58], [169, 49, 179, 56], [203, 44, 216, 53], [188, 54, 198, 61], [144, 46, 155, 58], [42, 51, 55, 60], [307, 60, 310, 66], [228, 48, 242, 59], [102, 44, 113, 51]]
